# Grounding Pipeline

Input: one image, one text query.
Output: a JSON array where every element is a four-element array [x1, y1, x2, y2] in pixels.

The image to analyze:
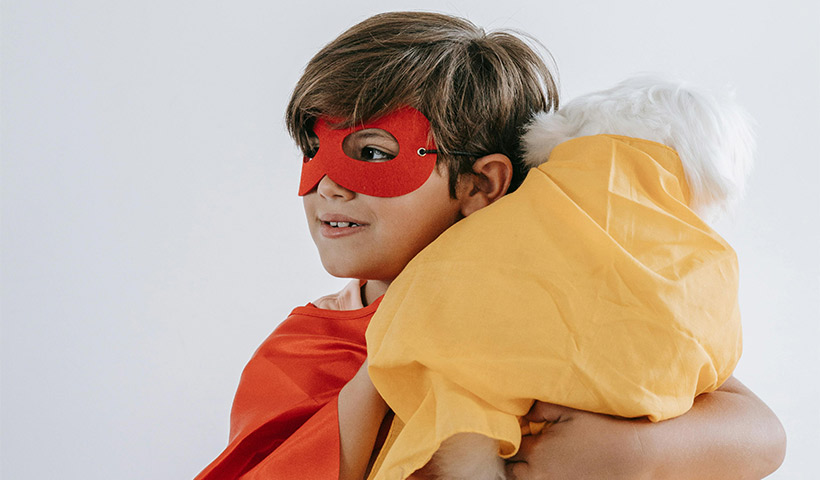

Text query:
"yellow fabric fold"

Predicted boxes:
[[366, 135, 742, 479]]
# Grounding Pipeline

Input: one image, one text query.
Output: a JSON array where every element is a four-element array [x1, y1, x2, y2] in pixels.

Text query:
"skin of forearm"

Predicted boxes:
[[641, 377, 786, 479], [338, 364, 390, 480]]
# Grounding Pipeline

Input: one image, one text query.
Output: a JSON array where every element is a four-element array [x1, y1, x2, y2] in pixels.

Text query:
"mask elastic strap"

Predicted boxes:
[[417, 148, 484, 157]]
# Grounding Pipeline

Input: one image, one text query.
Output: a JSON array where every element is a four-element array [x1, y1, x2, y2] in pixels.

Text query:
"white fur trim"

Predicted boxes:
[[522, 76, 755, 220]]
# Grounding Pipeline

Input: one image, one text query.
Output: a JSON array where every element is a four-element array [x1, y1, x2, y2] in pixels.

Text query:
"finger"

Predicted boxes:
[[507, 430, 539, 462], [524, 401, 576, 423], [505, 460, 529, 480]]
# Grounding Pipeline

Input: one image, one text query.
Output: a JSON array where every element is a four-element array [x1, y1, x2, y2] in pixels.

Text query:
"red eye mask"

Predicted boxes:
[[298, 106, 438, 198]]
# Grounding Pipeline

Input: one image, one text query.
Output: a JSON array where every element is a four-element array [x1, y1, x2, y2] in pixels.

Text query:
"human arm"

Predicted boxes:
[[339, 359, 390, 480], [505, 376, 786, 480]]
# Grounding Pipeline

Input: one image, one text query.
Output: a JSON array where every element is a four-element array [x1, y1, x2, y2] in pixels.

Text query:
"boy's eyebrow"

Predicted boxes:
[[350, 130, 396, 141]]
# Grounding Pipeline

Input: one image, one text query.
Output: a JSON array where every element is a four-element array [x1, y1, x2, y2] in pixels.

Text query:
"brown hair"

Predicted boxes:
[[286, 11, 559, 194]]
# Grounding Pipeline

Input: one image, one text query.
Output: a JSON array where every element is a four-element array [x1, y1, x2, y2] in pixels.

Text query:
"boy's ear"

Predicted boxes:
[[458, 153, 513, 218]]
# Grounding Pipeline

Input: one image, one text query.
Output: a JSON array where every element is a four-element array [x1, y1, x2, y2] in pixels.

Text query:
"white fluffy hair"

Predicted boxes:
[[522, 75, 756, 220]]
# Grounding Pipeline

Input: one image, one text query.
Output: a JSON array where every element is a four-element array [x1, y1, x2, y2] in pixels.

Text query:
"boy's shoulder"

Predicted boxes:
[[272, 280, 373, 338], [311, 279, 366, 311]]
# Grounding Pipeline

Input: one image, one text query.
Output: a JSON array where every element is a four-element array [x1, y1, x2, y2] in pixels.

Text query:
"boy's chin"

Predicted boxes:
[[320, 261, 369, 281], [321, 262, 397, 284]]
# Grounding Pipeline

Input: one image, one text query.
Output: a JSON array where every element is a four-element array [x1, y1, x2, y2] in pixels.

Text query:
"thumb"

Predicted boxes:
[[524, 402, 576, 423]]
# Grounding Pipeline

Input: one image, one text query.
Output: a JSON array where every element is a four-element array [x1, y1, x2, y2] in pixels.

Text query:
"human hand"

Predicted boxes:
[[505, 402, 651, 480]]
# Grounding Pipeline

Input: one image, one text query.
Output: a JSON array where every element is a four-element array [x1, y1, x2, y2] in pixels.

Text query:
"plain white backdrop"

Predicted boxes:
[[2, 1, 818, 478]]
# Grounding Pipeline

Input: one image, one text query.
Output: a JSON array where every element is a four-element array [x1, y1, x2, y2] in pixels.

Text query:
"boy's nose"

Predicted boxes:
[[317, 175, 356, 200]]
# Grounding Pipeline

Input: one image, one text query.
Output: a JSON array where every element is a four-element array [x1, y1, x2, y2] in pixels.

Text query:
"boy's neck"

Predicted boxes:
[[362, 280, 390, 306]]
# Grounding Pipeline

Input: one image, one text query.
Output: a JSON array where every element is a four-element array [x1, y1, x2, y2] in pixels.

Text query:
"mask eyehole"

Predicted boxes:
[[342, 128, 399, 162], [303, 133, 319, 162]]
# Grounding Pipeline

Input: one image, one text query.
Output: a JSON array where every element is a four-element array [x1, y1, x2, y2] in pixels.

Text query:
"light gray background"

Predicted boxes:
[[2, 1, 818, 478]]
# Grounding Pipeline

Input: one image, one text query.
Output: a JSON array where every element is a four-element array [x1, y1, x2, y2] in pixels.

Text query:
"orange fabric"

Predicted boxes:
[[196, 296, 380, 480]]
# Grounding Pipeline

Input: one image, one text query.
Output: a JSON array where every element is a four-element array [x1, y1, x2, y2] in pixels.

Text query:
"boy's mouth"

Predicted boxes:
[[318, 215, 368, 238], [319, 214, 367, 227], [325, 221, 362, 228]]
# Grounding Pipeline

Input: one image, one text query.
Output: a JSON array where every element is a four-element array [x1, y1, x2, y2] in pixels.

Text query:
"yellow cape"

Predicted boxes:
[[366, 135, 742, 479]]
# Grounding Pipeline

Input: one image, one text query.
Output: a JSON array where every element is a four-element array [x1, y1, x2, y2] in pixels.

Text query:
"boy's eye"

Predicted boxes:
[[360, 146, 395, 162], [303, 133, 320, 161], [342, 128, 399, 163], [302, 147, 318, 162]]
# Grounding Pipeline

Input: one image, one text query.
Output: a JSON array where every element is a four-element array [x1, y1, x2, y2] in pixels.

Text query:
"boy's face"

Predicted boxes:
[[301, 110, 468, 282]]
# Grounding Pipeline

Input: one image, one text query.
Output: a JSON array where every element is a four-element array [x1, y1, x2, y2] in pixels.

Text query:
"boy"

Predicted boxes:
[[196, 11, 785, 480]]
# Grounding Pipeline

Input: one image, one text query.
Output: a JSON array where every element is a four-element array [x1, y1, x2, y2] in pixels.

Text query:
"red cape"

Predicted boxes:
[[196, 300, 379, 479]]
